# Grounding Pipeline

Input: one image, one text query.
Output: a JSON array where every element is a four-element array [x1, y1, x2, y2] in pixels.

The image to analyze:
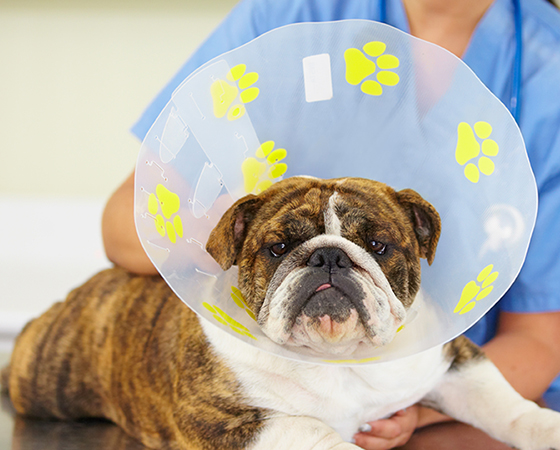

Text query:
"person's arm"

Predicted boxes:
[[481, 310, 560, 399], [418, 310, 560, 425], [102, 171, 158, 275], [353, 310, 560, 449]]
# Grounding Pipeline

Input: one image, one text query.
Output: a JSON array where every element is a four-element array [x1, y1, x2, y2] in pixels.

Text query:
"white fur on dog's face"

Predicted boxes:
[[259, 234, 406, 356]]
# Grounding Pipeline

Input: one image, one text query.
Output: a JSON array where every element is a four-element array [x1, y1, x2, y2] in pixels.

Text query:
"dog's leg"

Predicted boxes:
[[423, 337, 560, 450], [249, 416, 358, 450]]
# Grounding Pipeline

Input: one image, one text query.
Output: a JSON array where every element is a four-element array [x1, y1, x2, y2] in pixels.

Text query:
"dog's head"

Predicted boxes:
[[206, 177, 440, 356]]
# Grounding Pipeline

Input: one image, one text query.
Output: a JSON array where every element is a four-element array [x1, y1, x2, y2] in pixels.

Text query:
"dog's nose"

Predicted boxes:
[[307, 247, 353, 272]]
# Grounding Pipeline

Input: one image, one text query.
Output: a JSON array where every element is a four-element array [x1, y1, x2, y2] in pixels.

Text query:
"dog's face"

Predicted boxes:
[[206, 177, 440, 356]]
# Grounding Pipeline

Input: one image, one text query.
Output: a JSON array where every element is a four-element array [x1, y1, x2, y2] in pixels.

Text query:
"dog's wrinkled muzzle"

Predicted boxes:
[[260, 239, 407, 356], [300, 248, 362, 315], [296, 247, 370, 341]]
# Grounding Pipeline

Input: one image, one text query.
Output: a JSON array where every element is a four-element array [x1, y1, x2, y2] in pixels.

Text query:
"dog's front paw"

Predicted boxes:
[[508, 407, 560, 450]]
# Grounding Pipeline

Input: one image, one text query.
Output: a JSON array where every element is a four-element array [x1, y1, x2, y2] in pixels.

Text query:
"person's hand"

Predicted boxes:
[[352, 406, 420, 450]]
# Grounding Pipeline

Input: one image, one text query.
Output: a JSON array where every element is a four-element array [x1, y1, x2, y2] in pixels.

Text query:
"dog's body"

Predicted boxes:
[[3, 177, 560, 449]]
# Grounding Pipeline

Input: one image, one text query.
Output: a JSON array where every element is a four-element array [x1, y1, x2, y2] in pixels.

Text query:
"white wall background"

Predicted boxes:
[[0, 0, 238, 351]]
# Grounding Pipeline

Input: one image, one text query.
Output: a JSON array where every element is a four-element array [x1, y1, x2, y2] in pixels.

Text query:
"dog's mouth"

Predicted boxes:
[[259, 239, 407, 357], [260, 270, 406, 356], [297, 275, 369, 325], [279, 274, 380, 356]]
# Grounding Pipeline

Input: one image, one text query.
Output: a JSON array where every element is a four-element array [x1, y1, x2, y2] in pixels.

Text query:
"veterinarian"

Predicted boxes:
[[102, 0, 560, 448]]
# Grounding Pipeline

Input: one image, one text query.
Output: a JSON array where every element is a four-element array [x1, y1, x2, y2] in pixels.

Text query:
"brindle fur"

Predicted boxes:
[[4, 268, 267, 450], [445, 335, 486, 370]]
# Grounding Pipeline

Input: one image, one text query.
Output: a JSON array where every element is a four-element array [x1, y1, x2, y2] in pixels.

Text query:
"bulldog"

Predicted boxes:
[[3, 176, 560, 450]]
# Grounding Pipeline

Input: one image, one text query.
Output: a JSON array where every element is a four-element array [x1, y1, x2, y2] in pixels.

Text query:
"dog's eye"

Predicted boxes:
[[269, 243, 289, 258], [369, 240, 387, 255]]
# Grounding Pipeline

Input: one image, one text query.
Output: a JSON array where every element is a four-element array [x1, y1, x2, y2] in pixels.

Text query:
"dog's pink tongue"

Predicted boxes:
[[316, 283, 332, 292]]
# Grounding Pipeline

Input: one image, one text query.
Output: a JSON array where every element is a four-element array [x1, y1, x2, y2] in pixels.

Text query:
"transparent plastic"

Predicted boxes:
[[135, 20, 537, 365]]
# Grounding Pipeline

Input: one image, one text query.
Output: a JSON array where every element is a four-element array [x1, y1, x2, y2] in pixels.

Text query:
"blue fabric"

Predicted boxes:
[[460, 0, 560, 396], [131, 0, 560, 397]]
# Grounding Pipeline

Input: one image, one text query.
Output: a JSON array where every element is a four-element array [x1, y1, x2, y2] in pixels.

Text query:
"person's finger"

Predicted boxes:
[[358, 406, 419, 439], [358, 419, 402, 439], [353, 407, 420, 449], [353, 431, 412, 450], [353, 432, 392, 450]]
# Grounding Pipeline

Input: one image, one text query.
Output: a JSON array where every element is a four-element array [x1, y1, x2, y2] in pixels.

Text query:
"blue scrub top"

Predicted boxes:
[[132, 0, 560, 394]]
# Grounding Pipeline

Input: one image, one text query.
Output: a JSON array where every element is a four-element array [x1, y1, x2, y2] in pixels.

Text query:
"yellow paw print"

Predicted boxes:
[[230, 286, 257, 321], [455, 122, 500, 183], [210, 64, 260, 121], [241, 140, 288, 194], [202, 302, 257, 340], [344, 41, 400, 96], [148, 184, 184, 244], [454, 264, 499, 315]]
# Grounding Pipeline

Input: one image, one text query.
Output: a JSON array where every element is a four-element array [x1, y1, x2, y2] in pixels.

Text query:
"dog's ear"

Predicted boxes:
[[396, 189, 441, 265], [206, 194, 263, 271]]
